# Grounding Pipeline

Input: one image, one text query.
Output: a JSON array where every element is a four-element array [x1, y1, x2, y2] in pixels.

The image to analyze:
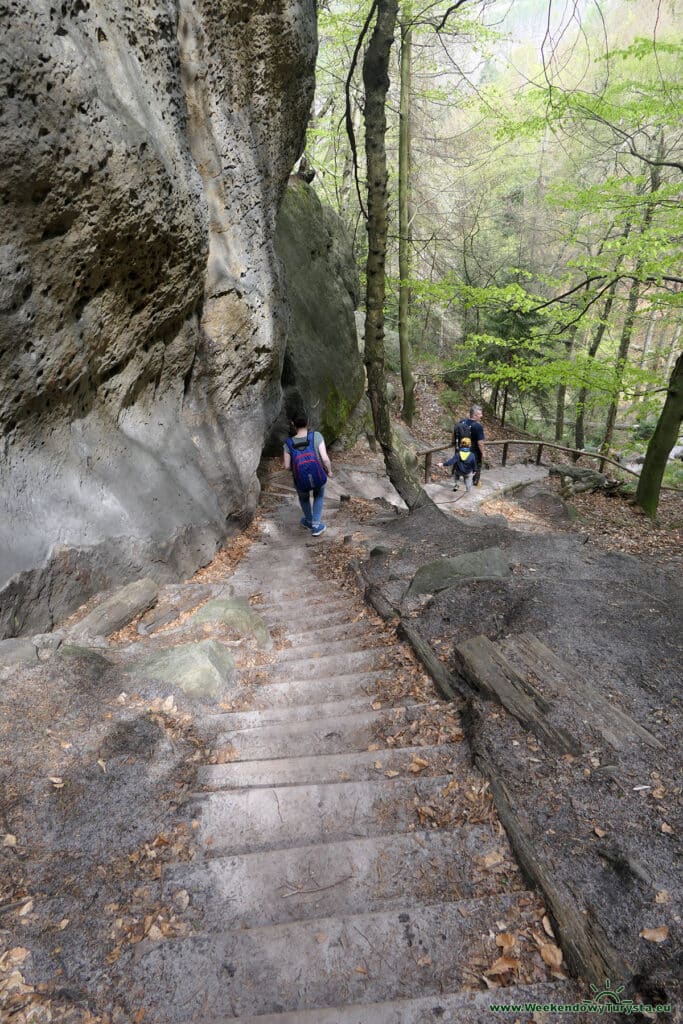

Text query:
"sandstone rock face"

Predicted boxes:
[[0, 0, 316, 636], [273, 180, 364, 443]]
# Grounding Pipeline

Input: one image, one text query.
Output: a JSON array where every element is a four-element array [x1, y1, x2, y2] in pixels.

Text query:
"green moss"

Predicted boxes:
[[321, 377, 364, 441]]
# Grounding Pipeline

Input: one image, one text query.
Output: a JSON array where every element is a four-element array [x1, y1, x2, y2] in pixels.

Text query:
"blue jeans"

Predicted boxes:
[[297, 484, 325, 527]]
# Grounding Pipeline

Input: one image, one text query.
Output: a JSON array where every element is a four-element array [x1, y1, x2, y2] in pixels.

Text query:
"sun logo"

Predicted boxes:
[[589, 979, 625, 1004]]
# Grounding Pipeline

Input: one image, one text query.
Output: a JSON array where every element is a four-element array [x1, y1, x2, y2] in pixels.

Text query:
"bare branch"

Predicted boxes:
[[344, 0, 379, 221], [433, 0, 471, 33]]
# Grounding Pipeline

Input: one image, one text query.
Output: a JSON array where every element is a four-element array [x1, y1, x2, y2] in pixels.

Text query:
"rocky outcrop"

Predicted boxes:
[[0, 0, 316, 636], [273, 179, 364, 442]]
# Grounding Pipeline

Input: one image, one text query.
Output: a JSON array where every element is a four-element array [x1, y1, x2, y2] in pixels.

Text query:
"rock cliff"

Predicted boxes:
[[274, 179, 364, 443], [0, 0, 316, 636]]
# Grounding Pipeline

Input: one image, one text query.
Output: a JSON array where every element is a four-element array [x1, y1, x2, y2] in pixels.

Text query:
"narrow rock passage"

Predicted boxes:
[[128, 493, 576, 1023]]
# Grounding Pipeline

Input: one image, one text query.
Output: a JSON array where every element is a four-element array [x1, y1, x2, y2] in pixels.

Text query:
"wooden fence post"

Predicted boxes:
[[502, 443, 509, 467], [536, 444, 543, 465], [425, 452, 433, 483]]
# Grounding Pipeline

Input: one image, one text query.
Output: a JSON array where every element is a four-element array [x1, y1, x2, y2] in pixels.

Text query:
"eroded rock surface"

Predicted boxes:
[[0, 0, 316, 636], [273, 179, 364, 442]]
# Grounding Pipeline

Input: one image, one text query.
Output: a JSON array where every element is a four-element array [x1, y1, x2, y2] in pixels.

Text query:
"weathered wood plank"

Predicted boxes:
[[453, 635, 580, 754], [499, 634, 663, 751], [463, 701, 630, 988]]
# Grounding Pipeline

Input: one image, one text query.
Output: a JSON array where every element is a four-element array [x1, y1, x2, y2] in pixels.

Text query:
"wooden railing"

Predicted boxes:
[[418, 439, 641, 484]]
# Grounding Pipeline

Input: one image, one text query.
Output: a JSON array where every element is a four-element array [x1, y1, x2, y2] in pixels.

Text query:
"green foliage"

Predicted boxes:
[[314, 2, 682, 461]]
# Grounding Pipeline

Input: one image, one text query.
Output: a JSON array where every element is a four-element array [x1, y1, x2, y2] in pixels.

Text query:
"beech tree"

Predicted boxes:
[[636, 353, 683, 517], [360, 0, 430, 509]]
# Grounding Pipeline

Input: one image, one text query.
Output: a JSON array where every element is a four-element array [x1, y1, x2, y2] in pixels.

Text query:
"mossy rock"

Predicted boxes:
[[407, 548, 512, 596], [134, 640, 235, 699], [189, 598, 271, 650]]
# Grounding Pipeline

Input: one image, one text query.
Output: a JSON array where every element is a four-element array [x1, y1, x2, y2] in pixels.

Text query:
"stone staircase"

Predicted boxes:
[[129, 499, 575, 1022]]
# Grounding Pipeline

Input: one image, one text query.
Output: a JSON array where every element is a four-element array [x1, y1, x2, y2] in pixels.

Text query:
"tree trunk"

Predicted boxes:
[[575, 220, 633, 451], [601, 277, 640, 454], [398, 9, 415, 423], [602, 153, 663, 454], [639, 315, 656, 370], [555, 324, 577, 442], [362, 0, 430, 510], [500, 386, 509, 427], [635, 352, 683, 518]]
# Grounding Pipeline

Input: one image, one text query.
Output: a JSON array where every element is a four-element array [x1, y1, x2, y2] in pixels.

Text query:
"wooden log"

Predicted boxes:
[[397, 618, 469, 704], [499, 634, 663, 752], [453, 635, 580, 754], [463, 701, 630, 988], [353, 564, 470, 704]]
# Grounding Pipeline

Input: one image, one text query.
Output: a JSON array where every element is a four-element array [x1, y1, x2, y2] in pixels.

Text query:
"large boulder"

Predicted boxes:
[[0, 1, 317, 636], [133, 640, 235, 699], [273, 180, 364, 443]]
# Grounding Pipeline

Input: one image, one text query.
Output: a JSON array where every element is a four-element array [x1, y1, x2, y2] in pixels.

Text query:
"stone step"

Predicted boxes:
[[228, 669, 389, 710], [275, 635, 379, 663], [198, 742, 464, 790], [164, 824, 517, 929], [261, 598, 358, 623], [213, 704, 416, 761], [193, 774, 457, 855], [266, 606, 365, 633], [208, 983, 572, 1024], [201, 694, 400, 734], [284, 620, 375, 645], [129, 892, 545, 1020], [266, 647, 387, 681], [234, 578, 341, 599]]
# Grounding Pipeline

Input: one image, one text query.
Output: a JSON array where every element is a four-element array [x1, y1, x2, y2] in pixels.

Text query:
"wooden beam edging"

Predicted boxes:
[[351, 557, 631, 990], [350, 561, 470, 704], [464, 700, 631, 989]]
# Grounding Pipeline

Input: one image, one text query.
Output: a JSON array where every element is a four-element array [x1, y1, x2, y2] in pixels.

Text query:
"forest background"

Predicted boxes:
[[303, 0, 682, 516]]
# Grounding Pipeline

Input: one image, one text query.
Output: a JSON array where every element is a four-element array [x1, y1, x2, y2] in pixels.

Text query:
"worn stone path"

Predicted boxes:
[[126, 493, 576, 1022]]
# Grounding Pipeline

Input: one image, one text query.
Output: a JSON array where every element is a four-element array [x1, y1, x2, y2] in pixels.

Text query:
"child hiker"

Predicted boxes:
[[438, 436, 477, 492], [283, 413, 333, 537]]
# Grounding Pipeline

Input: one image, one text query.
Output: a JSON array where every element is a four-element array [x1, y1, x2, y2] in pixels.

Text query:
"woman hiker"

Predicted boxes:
[[283, 413, 333, 537]]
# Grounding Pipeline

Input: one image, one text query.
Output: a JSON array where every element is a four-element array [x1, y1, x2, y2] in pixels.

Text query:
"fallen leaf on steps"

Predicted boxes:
[[486, 955, 520, 975], [482, 850, 504, 868], [639, 926, 668, 942], [540, 943, 563, 968]]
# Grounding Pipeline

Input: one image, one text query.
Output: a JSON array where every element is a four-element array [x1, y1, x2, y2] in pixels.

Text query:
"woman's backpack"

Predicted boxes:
[[285, 432, 328, 491]]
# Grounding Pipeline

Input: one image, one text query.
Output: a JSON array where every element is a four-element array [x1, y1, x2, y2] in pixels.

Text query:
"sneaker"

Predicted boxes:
[[311, 523, 327, 537], [452, 484, 459, 492], [300, 517, 312, 529]]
